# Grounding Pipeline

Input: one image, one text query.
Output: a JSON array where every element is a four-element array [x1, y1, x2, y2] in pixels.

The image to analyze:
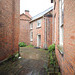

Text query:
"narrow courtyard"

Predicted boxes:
[[0, 0, 75, 75], [0, 47, 49, 75]]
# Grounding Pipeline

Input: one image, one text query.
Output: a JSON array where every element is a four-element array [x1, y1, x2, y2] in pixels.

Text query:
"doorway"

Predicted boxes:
[[37, 35, 41, 47]]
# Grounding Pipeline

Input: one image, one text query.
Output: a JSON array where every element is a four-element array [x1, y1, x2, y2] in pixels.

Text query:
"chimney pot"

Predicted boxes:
[[25, 10, 31, 18], [25, 10, 29, 12]]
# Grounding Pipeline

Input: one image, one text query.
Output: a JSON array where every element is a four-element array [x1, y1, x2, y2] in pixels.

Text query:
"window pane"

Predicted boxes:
[[30, 23, 33, 29], [59, 0, 64, 46], [30, 32, 33, 41], [37, 20, 41, 27]]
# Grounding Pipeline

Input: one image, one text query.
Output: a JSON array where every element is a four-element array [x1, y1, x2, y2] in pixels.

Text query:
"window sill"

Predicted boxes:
[[30, 41, 33, 42], [57, 45, 64, 56], [30, 28, 33, 30], [30, 39, 33, 42], [36, 26, 41, 29]]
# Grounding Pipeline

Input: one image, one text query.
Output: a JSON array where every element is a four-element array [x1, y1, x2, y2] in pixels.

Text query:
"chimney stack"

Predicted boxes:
[[25, 10, 31, 18]]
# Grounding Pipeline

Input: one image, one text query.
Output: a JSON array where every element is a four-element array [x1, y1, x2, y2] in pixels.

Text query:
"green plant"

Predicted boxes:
[[43, 65, 48, 72], [19, 42, 27, 47], [48, 44, 55, 52], [48, 44, 56, 66], [47, 44, 61, 74], [11, 53, 19, 61], [26, 44, 34, 47]]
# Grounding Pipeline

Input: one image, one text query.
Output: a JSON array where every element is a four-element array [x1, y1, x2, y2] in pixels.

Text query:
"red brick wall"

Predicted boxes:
[[46, 17, 53, 47], [30, 17, 45, 48], [19, 14, 31, 45], [63, 0, 75, 74], [55, 0, 75, 74], [30, 11, 53, 48], [0, 0, 20, 61]]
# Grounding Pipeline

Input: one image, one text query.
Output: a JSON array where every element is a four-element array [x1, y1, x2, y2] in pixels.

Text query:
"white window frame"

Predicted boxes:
[[59, 0, 64, 46], [30, 32, 33, 41], [30, 23, 33, 29], [37, 19, 41, 27]]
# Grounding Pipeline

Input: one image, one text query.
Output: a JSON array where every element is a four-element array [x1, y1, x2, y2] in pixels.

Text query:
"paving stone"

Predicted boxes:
[[0, 47, 49, 75]]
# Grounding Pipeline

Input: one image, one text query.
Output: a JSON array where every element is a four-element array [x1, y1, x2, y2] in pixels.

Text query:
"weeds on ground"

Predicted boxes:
[[48, 44, 55, 52], [12, 53, 19, 61], [0, 52, 19, 66], [19, 42, 34, 48], [26, 44, 34, 48], [19, 42, 27, 47], [47, 44, 61, 74], [38, 48, 44, 51]]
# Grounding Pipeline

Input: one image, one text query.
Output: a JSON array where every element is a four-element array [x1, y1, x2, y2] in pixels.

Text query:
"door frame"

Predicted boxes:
[[37, 34, 41, 47]]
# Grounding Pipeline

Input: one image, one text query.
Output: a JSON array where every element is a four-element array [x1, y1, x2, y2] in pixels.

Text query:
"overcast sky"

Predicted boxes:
[[20, 0, 53, 17]]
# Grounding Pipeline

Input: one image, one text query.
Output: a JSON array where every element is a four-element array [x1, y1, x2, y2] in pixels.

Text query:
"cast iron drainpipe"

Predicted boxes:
[[44, 17, 47, 49]]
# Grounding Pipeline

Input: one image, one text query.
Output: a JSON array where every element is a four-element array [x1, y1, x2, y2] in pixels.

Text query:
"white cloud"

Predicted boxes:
[[20, 0, 53, 17]]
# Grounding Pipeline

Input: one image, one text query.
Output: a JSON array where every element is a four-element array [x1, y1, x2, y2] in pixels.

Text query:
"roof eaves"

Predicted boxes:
[[20, 13, 31, 20], [30, 6, 53, 22]]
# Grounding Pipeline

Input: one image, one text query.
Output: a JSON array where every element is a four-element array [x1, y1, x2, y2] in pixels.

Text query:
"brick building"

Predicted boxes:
[[30, 7, 53, 49], [52, 0, 75, 74], [19, 10, 31, 45], [0, 0, 20, 62]]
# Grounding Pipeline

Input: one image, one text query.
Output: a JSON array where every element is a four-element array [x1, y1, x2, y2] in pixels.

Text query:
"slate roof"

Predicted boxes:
[[30, 6, 53, 22]]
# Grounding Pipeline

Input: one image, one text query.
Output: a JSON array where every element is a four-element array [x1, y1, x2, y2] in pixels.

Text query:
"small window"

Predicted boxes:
[[30, 32, 33, 41], [37, 19, 41, 27], [30, 23, 33, 29]]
